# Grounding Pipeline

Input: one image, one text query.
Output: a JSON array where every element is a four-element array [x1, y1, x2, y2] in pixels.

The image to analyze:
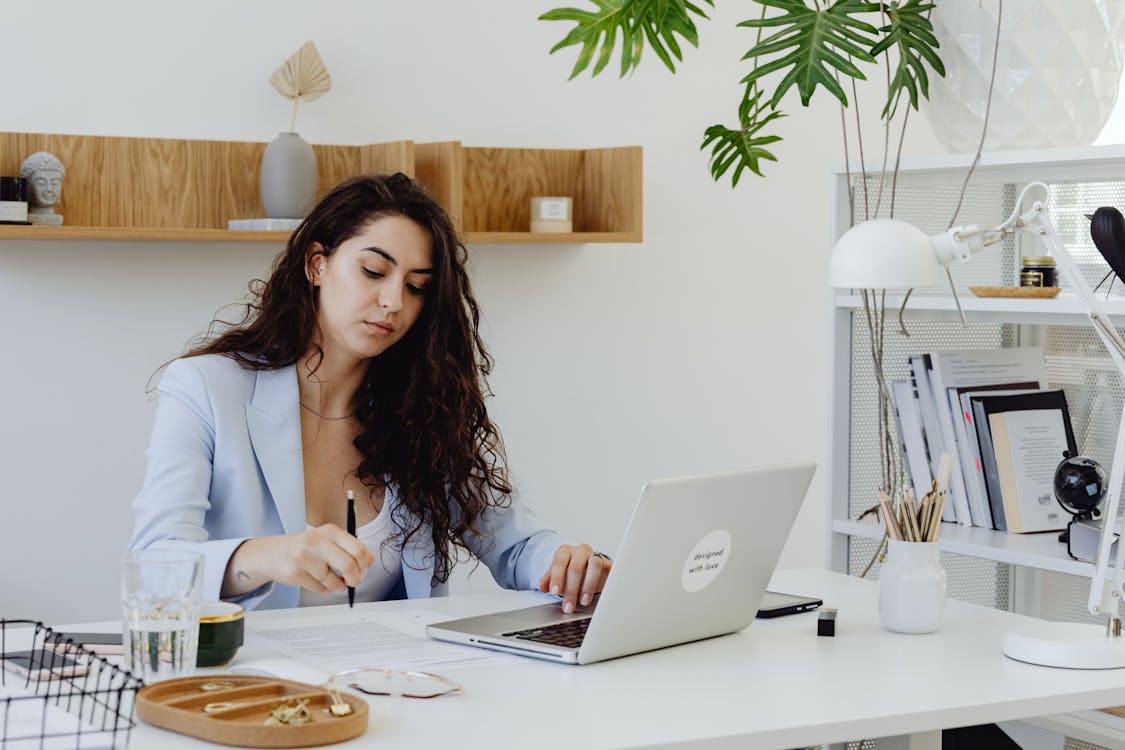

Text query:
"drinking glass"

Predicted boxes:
[[121, 550, 204, 682]]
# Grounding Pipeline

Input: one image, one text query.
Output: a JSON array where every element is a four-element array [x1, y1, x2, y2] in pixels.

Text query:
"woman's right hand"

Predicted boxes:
[[222, 524, 375, 597]]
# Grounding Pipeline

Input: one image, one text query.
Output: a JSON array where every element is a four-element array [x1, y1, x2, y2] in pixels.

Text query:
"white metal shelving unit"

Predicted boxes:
[[827, 144, 1125, 747], [828, 142, 1125, 750], [826, 143, 1125, 586]]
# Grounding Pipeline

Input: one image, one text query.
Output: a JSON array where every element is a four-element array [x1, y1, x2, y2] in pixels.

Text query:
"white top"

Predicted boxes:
[[298, 496, 403, 607]]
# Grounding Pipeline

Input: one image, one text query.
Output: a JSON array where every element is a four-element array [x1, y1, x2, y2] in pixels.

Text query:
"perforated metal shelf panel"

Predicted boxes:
[[1067, 740, 1111, 750]]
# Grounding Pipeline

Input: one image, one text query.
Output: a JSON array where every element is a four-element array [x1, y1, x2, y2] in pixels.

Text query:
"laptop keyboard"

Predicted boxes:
[[503, 618, 592, 649]]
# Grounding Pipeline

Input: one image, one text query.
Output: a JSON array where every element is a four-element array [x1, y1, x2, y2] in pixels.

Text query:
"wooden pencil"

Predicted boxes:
[[903, 492, 922, 542], [928, 494, 946, 541], [936, 453, 953, 494], [879, 491, 902, 540]]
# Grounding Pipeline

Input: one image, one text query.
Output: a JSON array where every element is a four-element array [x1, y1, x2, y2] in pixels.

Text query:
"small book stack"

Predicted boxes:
[[892, 347, 1076, 534]]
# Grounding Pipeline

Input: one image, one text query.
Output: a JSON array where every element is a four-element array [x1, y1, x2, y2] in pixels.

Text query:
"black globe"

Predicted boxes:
[[1053, 454, 1107, 517]]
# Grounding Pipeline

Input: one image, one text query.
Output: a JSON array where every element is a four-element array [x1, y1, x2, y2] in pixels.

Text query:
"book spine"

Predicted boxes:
[[911, 356, 956, 524], [893, 379, 933, 495], [959, 394, 998, 530], [928, 356, 974, 526], [972, 399, 1007, 531], [989, 412, 1026, 533], [949, 387, 994, 529]]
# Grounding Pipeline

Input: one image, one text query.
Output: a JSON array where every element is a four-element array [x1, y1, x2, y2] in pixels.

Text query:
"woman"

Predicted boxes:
[[130, 173, 610, 612]]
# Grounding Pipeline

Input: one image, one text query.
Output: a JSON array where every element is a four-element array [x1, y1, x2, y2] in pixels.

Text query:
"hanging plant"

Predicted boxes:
[[540, 0, 945, 185]]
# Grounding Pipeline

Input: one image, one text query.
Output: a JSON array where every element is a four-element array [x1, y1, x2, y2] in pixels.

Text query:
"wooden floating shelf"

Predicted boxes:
[[0, 132, 642, 245], [0, 225, 290, 243], [0, 226, 641, 245]]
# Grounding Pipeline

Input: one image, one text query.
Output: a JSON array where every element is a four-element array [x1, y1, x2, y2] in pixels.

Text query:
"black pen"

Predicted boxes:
[[346, 489, 356, 608]]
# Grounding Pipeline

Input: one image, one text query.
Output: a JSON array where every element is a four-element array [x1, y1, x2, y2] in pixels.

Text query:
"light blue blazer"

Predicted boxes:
[[129, 354, 567, 610]]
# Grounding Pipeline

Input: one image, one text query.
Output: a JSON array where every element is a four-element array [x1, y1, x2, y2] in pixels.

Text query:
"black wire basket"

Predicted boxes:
[[0, 619, 142, 749]]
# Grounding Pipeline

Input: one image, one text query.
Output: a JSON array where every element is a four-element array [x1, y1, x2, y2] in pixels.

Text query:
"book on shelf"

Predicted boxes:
[[970, 389, 1075, 533], [920, 347, 1048, 528], [983, 391, 1076, 533], [909, 355, 954, 522], [954, 384, 1044, 531], [892, 379, 933, 495]]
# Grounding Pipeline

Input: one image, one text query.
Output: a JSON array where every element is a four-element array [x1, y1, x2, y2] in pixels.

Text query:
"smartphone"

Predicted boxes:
[[46, 632, 124, 656], [1, 649, 89, 680], [756, 591, 824, 618]]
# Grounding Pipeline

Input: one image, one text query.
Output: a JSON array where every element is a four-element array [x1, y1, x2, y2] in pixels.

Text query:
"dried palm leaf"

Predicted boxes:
[[270, 41, 332, 132]]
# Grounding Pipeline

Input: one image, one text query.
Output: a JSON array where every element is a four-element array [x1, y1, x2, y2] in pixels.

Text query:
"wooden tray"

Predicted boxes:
[[968, 285, 1061, 298], [136, 675, 367, 748]]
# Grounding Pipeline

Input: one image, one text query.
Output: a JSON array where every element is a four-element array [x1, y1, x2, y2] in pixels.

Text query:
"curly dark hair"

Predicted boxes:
[[185, 173, 512, 584]]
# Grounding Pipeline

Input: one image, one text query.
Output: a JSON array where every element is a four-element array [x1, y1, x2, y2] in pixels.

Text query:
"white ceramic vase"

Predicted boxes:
[[879, 540, 946, 634], [922, 0, 1125, 152], [260, 132, 317, 219]]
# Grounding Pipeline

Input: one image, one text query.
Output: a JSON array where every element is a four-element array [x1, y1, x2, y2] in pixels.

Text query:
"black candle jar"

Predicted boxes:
[[1020, 256, 1057, 287], [0, 176, 28, 224]]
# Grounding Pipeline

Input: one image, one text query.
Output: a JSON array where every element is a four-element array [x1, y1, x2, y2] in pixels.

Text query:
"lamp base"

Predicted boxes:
[[1004, 621, 1125, 668]]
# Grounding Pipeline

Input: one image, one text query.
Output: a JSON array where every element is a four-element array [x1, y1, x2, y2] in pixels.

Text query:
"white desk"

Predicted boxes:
[[117, 568, 1125, 749]]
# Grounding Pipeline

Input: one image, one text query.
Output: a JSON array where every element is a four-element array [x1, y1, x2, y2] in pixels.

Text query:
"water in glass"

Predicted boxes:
[[121, 550, 203, 681]]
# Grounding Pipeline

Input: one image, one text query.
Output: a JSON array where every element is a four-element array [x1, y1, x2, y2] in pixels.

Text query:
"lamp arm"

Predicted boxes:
[[1019, 193, 1125, 620], [931, 225, 1006, 266]]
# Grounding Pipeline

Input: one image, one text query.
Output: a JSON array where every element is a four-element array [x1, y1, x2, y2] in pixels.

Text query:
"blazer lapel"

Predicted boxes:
[[402, 539, 438, 598], [245, 366, 305, 536], [388, 488, 438, 598]]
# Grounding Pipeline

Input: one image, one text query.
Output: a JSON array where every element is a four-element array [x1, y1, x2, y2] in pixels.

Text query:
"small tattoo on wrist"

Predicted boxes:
[[236, 570, 252, 584]]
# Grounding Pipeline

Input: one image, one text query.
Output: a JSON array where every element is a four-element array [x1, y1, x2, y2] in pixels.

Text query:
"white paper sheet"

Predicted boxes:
[[252, 616, 518, 676]]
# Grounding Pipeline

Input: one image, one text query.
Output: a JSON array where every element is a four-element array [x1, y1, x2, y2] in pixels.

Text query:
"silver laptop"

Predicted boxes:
[[427, 462, 815, 665]]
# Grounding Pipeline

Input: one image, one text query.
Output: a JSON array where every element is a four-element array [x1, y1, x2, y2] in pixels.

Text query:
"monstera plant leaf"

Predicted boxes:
[[540, 0, 713, 79], [739, 0, 880, 108], [871, 0, 944, 118], [541, 0, 944, 183], [701, 88, 786, 187]]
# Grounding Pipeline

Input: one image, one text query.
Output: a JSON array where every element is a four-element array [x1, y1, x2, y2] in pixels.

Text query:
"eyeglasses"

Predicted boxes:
[[324, 668, 464, 699]]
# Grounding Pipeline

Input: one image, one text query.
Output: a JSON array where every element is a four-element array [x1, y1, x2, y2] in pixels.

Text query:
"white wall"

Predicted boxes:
[[2, 0, 969, 623]]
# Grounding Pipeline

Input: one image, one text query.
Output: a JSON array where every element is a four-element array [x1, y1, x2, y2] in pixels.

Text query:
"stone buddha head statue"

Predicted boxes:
[[20, 151, 65, 225]]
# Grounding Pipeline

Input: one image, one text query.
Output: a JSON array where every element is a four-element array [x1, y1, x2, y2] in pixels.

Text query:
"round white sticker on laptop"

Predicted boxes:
[[682, 529, 732, 592]]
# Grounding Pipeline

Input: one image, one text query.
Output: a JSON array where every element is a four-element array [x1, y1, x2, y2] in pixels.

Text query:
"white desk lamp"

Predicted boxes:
[[830, 181, 1125, 668]]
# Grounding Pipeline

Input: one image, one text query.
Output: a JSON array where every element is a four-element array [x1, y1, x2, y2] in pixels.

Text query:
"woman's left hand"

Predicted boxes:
[[537, 544, 612, 614]]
